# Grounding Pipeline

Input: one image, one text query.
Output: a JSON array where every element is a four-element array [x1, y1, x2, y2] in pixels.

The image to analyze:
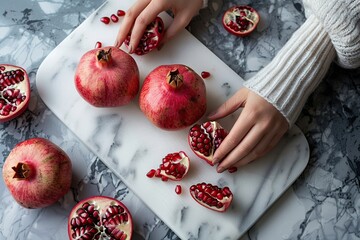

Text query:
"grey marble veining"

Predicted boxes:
[[1, 0, 360, 240]]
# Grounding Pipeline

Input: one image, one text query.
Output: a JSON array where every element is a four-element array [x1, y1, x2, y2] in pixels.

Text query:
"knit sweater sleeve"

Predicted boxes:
[[243, 0, 360, 127]]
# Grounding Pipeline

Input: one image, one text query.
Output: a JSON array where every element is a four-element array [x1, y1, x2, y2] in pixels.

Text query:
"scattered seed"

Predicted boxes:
[[95, 41, 102, 49], [117, 10, 126, 17], [228, 166, 238, 173], [175, 185, 182, 195], [201, 71, 211, 79], [110, 14, 119, 23], [100, 16, 110, 24]]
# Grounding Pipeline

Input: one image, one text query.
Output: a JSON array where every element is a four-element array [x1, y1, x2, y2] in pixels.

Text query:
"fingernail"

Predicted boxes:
[[128, 45, 133, 54], [208, 110, 217, 119], [217, 166, 224, 173], [212, 157, 219, 165]]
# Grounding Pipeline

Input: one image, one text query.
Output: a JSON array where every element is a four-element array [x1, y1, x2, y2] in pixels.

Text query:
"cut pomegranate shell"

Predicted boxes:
[[68, 196, 133, 240], [147, 151, 190, 181], [188, 121, 228, 166], [124, 16, 165, 55], [222, 5, 260, 37], [0, 64, 30, 122], [189, 182, 233, 212]]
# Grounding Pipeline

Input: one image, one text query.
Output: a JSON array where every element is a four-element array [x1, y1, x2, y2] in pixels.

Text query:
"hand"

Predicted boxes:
[[208, 88, 289, 172], [114, 0, 203, 52]]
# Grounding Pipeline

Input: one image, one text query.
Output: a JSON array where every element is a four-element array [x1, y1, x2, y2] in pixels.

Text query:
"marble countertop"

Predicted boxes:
[[1, 0, 360, 240]]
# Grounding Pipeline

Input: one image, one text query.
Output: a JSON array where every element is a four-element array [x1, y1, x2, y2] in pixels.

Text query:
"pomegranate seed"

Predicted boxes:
[[95, 41, 102, 49], [110, 14, 119, 23], [228, 166, 238, 173], [146, 169, 156, 178], [175, 185, 182, 195], [201, 71, 211, 78], [117, 9, 125, 17], [100, 16, 110, 24]]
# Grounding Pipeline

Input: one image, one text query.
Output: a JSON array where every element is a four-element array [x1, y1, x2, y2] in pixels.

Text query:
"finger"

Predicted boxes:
[[217, 122, 287, 172], [114, 0, 150, 47], [128, 1, 168, 53], [161, 10, 195, 45], [216, 124, 264, 172], [208, 88, 248, 120], [212, 107, 254, 164]]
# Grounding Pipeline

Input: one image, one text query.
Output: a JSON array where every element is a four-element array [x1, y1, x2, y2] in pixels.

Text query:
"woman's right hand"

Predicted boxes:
[[114, 0, 203, 53]]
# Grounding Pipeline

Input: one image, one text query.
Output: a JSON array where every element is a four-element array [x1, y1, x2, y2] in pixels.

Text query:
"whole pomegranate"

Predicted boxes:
[[74, 46, 140, 107], [2, 138, 72, 209], [139, 64, 207, 130], [68, 196, 133, 240], [0, 64, 30, 122]]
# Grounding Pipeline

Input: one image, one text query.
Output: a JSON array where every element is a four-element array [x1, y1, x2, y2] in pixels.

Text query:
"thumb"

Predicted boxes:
[[208, 87, 249, 120]]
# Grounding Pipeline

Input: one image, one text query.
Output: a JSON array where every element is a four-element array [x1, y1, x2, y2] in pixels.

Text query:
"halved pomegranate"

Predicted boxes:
[[188, 121, 228, 166], [147, 151, 190, 181], [0, 64, 30, 122], [68, 196, 133, 240], [124, 16, 165, 55], [189, 182, 233, 212], [222, 5, 260, 37]]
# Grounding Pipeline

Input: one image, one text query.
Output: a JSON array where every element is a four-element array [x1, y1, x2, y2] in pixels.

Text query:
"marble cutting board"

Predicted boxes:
[[35, 0, 310, 239]]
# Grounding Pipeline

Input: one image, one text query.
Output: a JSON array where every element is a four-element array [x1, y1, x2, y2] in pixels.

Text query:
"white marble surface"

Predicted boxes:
[[35, 1, 309, 239], [1, 0, 360, 240]]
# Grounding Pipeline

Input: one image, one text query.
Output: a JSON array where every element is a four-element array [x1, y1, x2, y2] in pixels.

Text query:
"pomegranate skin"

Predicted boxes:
[[139, 64, 207, 130], [2, 138, 72, 209], [74, 46, 140, 107]]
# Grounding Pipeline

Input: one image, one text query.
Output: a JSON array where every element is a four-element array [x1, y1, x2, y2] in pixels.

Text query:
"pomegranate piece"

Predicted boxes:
[[0, 64, 30, 122], [190, 182, 233, 212], [201, 71, 211, 79], [124, 16, 165, 55], [68, 196, 133, 240], [74, 47, 139, 107], [222, 5, 260, 37], [100, 16, 110, 24], [2, 138, 72, 208], [139, 64, 207, 130], [147, 151, 190, 181], [188, 121, 228, 166]]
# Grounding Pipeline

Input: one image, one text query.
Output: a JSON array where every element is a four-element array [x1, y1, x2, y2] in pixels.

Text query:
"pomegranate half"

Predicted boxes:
[[2, 138, 72, 209], [0, 64, 30, 122], [74, 46, 140, 107], [188, 121, 228, 166], [68, 196, 133, 240], [222, 5, 260, 37], [139, 64, 207, 130]]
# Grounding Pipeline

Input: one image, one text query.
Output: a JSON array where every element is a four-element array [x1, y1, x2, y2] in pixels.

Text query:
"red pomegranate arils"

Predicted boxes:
[[95, 41, 102, 49], [111, 14, 119, 23], [201, 71, 211, 79], [100, 16, 110, 24], [117, 10, 126, 17], [146, 169, 156, 178], [175, 185, 182, 195]]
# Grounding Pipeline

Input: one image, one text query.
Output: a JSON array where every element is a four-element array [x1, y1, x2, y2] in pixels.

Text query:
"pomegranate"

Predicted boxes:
[[222, 5, 260, 37], [189, 182, 233, 212], [2, 138, 72, 209], [74, 46, 140, 107], [68, 196, 133, 240], [124, 16, 164, 55], [188, 121, 228, 166], [0, 64, 30, 122], [147, 151, 190, 181], [139, 64, 207, 130]]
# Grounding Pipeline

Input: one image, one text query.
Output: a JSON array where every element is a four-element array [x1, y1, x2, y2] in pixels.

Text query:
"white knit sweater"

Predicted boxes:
[[242, 0, 360, 126]]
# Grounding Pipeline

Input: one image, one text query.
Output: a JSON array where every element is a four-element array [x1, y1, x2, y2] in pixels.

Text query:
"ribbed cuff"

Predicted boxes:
[[243, 15, 336, 127]]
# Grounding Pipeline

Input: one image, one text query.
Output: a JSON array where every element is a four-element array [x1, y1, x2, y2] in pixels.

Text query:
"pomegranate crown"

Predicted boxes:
[[166, 69, 183, 88]]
